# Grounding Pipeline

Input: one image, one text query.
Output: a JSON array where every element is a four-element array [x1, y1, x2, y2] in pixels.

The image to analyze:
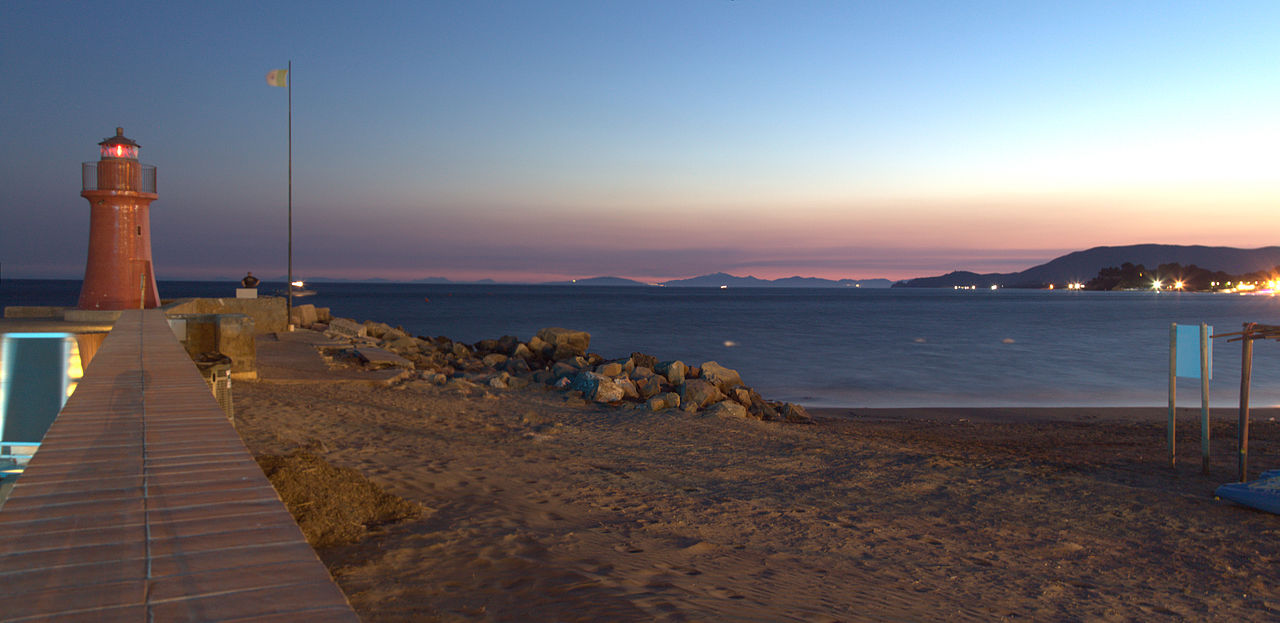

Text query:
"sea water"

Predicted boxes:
[[5, 279, 1280, 408]]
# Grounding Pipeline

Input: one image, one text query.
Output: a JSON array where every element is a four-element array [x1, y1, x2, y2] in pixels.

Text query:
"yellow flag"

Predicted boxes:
[[266, 69, 288, 87]]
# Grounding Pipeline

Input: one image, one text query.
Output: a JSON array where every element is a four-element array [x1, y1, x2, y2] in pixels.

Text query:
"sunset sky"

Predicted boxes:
[[3, 1, 1278, 282]]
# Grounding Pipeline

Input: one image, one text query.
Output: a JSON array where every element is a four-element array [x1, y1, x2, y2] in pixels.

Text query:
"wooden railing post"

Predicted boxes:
[[1239, 325, 1254, 482]]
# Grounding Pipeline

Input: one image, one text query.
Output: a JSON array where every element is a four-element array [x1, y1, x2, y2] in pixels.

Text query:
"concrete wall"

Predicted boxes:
[[163, 297, 287, 335], [3, 306, 69, 319], [168, 313, 256, 377]]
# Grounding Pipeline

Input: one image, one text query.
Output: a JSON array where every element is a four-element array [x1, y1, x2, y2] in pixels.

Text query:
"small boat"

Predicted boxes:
[[277, 280, 316, 297]]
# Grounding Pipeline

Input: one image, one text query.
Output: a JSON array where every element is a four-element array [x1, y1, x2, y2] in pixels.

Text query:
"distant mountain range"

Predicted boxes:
[[302, 276, 497, 284], [166, 244, 1280, 289], [544, 273, 892, 288], [297, 274, 893, 288], [656, 273, 892, 288], [894, 244, 1280, 288]]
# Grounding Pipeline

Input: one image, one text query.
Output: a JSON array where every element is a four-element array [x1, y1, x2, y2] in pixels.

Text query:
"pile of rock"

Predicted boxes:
[[314, 320, 812, 424]]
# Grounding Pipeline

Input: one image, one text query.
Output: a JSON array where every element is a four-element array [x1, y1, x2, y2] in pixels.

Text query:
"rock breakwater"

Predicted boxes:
[[306, 318, 812, 423]]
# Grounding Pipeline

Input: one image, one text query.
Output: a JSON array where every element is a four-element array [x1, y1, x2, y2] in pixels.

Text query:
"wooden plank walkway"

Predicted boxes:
[[0, 310, 360, 622]]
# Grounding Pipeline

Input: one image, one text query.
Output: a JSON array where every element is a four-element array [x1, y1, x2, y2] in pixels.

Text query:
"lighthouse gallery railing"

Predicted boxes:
[[81, 162, 157, 194]]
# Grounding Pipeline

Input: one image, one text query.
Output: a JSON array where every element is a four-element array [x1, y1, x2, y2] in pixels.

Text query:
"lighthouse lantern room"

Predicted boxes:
[[78, 127, 160, 310]]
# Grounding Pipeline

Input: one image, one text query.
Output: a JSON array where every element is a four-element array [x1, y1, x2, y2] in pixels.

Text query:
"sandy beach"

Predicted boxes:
[[233, 357, 1280, 622]]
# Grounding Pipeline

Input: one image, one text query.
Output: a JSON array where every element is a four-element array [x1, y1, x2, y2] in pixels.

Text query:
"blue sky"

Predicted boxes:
[[3, 1, 1278, 282]]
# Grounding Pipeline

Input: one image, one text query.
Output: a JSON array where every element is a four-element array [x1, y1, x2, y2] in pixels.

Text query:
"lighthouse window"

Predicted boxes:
[[136, 226, 141, 236], [100, 144, 138, 159]]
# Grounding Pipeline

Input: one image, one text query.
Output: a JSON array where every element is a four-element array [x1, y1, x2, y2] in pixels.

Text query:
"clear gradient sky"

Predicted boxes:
[[3, 1, 1278, 283]]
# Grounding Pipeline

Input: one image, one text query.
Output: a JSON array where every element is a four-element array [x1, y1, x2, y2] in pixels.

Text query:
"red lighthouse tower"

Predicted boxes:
[[78, 127, 160, 310]]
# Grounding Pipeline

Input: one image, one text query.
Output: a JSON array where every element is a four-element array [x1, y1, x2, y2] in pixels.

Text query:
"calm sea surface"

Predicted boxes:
[[6, 278, 1280, 408]]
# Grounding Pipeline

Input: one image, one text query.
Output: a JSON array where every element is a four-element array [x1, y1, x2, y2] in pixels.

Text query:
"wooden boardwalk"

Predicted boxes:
[[0, 310, 359, 622]]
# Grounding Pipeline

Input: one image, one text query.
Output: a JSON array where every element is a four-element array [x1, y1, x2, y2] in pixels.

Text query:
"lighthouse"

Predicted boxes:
[[78, 127, 160, 310]]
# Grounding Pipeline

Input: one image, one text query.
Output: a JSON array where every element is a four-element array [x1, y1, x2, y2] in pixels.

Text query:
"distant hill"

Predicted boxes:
[[895, 244, 1280, 288], [542, 276, 651, 286], [238, 274, 892, 287], [660, 272, 892, 288]]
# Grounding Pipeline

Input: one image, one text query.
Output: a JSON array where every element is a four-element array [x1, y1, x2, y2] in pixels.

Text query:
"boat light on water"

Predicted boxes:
[[281, 280, 316, 297]]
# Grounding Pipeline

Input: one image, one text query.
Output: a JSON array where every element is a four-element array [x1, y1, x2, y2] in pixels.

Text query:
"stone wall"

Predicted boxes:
[[2, 306, 68, 319], [167, 313, 257, 377], [163, 297, 287, 335]]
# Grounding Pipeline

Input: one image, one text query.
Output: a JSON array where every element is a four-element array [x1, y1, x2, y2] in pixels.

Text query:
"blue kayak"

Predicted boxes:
[[1217, 469, 1280, 515]]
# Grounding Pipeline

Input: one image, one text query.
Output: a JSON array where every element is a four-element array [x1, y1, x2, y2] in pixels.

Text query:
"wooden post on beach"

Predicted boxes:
[[1168, 323, 1177, 468], [1238, 325, 1254, 482], [1199, 323, 1210, 475]]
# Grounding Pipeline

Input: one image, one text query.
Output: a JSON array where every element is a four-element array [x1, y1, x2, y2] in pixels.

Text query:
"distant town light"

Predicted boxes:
[[1151, 279, 1162, 290]]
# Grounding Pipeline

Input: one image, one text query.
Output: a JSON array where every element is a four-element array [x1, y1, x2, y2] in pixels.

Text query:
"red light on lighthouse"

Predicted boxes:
[[101, 140, 137, 160], [77, 127, 160, 310]]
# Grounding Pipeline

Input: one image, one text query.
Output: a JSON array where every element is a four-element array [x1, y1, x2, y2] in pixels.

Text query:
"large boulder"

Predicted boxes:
[[527, 335, 552, 358], [497, 335, 520, 354], [290, 304, 318, 326], [551, 361, 580, 379], [568, 371, 624, 403], [511, 343, 534, 360], [631, 352, 659, 370], [503, 358, 531, 375], [779, 403, 813, 424], [364, 321, 393, 339], [655, 360, 687, 386], [328, 317, 366, 338], [735, 387, 781, 421], [595, 361, 624, 377], [615, 378, 639, 400], [384, 336, 419, 354], [535, 327, 591, 360], [700, 361, 743, 392], [679, 379, 724, 412], [595, 378, 625, 403], [647, 392, 681, 411], [706, 401, 748, 419], [634, 375, 663, 400]]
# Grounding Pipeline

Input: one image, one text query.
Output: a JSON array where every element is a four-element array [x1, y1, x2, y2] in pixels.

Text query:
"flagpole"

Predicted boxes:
[[287, 59, 293, 329]]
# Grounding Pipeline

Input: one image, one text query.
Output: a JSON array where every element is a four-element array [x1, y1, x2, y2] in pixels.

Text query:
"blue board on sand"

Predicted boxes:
[[1216, 469, 1280, 515]]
